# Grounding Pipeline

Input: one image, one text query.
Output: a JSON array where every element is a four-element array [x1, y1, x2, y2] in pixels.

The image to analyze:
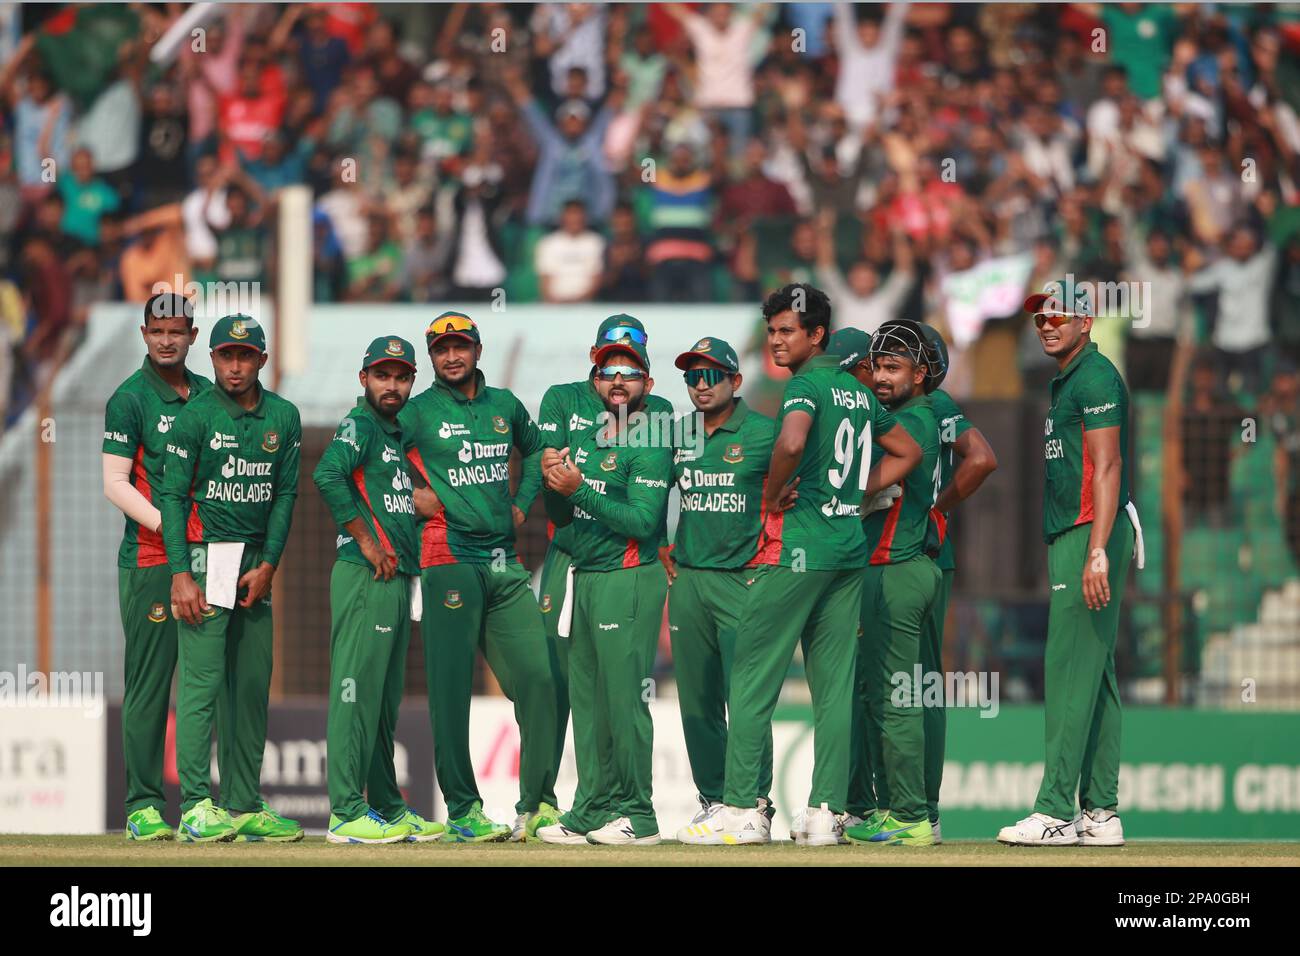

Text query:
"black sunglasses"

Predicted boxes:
[[684, 367, 730, 388]]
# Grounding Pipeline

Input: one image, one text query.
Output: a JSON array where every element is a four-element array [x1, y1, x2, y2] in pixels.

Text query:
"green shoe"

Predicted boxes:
[[259, 799, 303, 833], [860, 813, 934, 846], [444, 801, 511, 843], [177, 799, 237, 843], [525, 802, 563, 842], [394, 808, 444, 843], [125, 807, 173, 842], [231, 807, 305, 843], [327, 809, 413, 844], [844, 809, 890, 844]]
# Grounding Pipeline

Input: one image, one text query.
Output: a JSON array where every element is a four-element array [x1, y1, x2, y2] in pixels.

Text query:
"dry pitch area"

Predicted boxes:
[[1, 835, 1296, 867]]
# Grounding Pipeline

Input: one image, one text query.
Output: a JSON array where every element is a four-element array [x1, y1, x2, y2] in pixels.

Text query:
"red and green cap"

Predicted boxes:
[[425, 310, 480, 348], [594, 313, 648, 347], [674, 335, 739, 373], [1023, 277, 1094, 319], [209, 314, 266, 353], [362, 335, 417, 371], [593, 338, 650, 372]]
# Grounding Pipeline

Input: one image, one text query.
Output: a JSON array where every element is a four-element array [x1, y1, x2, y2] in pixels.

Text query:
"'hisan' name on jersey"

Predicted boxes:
[[205, 455, 273, 502], [446, 440, 511, 487], [831, 387, 874, 410]]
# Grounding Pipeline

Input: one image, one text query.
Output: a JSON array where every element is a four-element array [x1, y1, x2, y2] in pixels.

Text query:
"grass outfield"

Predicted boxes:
[[2, 835, 1297, 866]]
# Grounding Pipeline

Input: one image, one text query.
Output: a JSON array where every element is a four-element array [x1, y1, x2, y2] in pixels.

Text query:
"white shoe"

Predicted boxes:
[[788, 807, 805, 842], [795, 804, 841, 847], [587, 816, 661, 846], [717, 805, 770, 845], [997, 812, 1079, 846], [836, 813, 863, 845], [676, 796, 726, 845], [932, 819, 942, 844], [1076, 808, 1125, 846], [537, 822, 588, 845], [509, 813, 528, 842]]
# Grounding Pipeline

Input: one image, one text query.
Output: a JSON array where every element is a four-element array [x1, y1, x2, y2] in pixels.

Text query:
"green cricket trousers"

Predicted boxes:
[[724, 566, 861, 813], [119, 563, 179, 817], [1034, 517, 1134, 821], [325, 561, 413, 823]]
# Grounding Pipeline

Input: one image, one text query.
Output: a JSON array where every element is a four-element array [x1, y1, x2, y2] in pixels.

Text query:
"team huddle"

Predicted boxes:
[[104, 279, 1137, 848]]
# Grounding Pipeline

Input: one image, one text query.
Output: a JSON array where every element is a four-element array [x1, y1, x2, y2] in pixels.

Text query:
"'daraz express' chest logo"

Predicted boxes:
[[157, 415, 175, 434]]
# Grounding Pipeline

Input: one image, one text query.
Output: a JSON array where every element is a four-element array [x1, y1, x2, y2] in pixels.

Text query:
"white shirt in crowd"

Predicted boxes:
[[181, 186, 230, 262], [680, 10, 759, 109], [535, 229, 606, 301]]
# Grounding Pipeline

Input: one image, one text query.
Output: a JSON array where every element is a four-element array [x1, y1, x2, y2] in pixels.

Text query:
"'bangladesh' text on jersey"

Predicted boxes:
[[159, 383, 301, 573], [864, 393, 940, 565], [672, 398, 778, 569], [312, 397, 420, 575], [103, 358, 212, 569], [399, 369, 545, 566], [764, 353, 896, 570], [1042, 342, 1131, 542]]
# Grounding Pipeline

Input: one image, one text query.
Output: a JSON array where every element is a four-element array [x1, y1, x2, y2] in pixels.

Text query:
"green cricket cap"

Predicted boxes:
[[209, 314, 266, 353]]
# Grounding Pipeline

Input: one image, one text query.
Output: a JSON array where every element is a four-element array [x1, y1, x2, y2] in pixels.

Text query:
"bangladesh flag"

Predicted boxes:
[[33, 5, 140, 110]]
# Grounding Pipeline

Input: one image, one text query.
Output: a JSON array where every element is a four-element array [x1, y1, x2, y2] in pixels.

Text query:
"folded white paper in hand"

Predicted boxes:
[[1125, 500, 1145, 570], [557, 565, 576, 638], [409, 576, 423, 623], [205, 542, 245, 610], [865, 483, 903, 515]]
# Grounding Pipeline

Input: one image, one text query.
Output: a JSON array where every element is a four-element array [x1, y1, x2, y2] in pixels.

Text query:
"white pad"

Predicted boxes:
[[409, 576, 423, 623], [1125, 500, 1145, 570], [557, 565, 576, 638], [204, 541, 244, 610]]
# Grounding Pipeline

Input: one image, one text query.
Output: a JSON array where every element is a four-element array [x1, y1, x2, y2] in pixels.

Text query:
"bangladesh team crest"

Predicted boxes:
[[599, 451, 619, 472], [722, 443, 744, 464], [147, 602, 167, 623], [694, 338, 712, 352], [541, 594, 552, 613], [262, 431, 280, 453], [385, 338, 404, 357], [444, 589, 463, 609], [493, 415, 509, 434], [230, 320, 249, 339]]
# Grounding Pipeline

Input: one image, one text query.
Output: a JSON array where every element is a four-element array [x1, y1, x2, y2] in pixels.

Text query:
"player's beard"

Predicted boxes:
[[435, 358, 476, 389], [365, 384, 405, 421], [603, 389, 645, 418]]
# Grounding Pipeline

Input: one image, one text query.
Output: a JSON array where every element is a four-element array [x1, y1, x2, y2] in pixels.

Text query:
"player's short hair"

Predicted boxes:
[[144, 293, 195, 328], [762, 283, 832, 343]]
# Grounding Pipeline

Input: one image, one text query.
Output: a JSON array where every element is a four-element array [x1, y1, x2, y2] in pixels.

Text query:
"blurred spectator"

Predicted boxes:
[[58, 148, 120, 246], [295, 5, 352, 114], [317, 155, 371, 260], [179, 8, 245, 158], [1268, 362, 1300, 566], [1188, 224, 1279, 394], [182, 155, 232, 271], [361, 18, 418, 107], [536, 199, 605, 304], [411, 81, 473, 178], [447, 158, 507, 300], [119, 205, 190, 303], [532, 4, 607, 103], [402, 206, 450, 304], [243, 130, 315, 193], [1273, 234, 1300, 368], [133, 84, 190, 210], [212, 180, 270, 287], [832, 2, 909, 133], [312, 208, 347, 303], [215, 59, 287, 166], [346, 213, 403, 302], [644, 143, 716, 302], [383, 148, 433, 244], [1122, 220, 1192, 393], [1180, 351, 1245, 526], [600, 200, 648, 301], [618, 28, 668, 110], [1, 56, 70, 202], [815, 213, 914, 333]]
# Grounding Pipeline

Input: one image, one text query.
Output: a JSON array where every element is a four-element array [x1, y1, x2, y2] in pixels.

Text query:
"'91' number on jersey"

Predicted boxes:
[[828, 419, 872, 491]]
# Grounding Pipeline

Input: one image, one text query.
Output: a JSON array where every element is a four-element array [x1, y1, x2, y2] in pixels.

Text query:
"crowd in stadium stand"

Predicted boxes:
[[1, 2, 1299, 442]]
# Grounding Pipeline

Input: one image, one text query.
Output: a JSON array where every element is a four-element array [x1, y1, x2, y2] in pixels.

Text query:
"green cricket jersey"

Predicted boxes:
[[1043, 342, 1130, 543], [159, 383, 302, 574], [929, 387, 972, 572], [543, 419, 673, 572], [400, 370, 545, 566], [768, 353, 895, 570], [864, 393, 940, 565], [103, 358, 212, 569], [671, 398, 777, 569], [517, 378, 673, 554], [313, 397, 420, 575]]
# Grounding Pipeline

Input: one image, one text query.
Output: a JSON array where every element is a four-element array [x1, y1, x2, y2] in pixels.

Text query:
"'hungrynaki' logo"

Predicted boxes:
[[493, 415, 509, 434], [444, 589, 463, 609], [230, 320, 249, 339], [722, 443, 744, 464], [540, 594, 552, 613], [694, 338, 712, 352], [599, 451, 618, 472], [385, 339, 404, 357], [262, 431, 280, 453], [148, 602, 167, 623]]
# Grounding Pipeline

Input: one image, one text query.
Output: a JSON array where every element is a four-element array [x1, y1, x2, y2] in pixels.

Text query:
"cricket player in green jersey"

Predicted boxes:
[[161, 315, 303, 843], [916, 324, 997, 842], [715, 284, 921, 847], [314, 336, 444, 844], [399, 311, 561, 843], [103, 294, 211, 841], [999, 279, 1140, 847], [667, 337, 781, 845], [536, 336, 672, 846], [514, 315, 674, 839], [834, 320, 942, 846]]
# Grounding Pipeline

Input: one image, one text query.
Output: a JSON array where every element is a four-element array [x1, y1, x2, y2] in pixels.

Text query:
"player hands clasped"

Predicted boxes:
[[998, 280, 1140, 847], [400, 312, 563, 843], [313, 336, 444, 845], [711, 284, 921, 848], [159, 315, 304, 843], [536, 330, 673, 846]]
